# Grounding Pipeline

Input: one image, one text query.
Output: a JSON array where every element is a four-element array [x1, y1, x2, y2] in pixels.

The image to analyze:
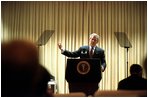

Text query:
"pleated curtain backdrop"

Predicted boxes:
[[1, 1, 147, 93]]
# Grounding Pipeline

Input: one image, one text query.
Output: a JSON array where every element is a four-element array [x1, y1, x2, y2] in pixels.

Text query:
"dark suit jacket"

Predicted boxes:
[[118, 75, 147, 90], [62, 45, 106, 70]]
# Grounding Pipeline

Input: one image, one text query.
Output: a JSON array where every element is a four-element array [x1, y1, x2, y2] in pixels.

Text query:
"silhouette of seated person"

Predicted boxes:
[[1, 40, 54, 97], [118, 64, 147, 90]]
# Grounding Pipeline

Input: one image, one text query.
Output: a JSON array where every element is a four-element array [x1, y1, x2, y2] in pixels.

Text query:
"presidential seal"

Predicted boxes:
[[77, 61, 90, 75]]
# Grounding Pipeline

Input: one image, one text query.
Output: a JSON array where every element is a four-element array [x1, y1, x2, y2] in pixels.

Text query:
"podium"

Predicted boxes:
[[66, 58, 102, 83], [65, 59, 102, 96]]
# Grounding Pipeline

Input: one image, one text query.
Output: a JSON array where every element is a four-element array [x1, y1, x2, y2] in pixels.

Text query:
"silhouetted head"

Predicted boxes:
[[5, 40, 39, 68], [130, 64, 142, 77], [2, 40, 53, 97], [2, 40, 40, 96]]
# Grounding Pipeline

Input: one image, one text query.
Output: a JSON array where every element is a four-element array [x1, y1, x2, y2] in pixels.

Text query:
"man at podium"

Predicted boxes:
[[58, 33, 106, 96]]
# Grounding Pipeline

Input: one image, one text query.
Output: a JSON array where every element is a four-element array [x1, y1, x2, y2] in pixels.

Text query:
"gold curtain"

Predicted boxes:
[[1, 1, 147, 93]]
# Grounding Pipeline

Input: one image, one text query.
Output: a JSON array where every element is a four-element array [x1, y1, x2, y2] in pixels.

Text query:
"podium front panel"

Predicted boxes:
[[65, 59, 102, 83]]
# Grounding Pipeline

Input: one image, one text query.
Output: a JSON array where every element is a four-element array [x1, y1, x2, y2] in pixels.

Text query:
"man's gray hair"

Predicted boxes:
[[89, 33, 100, 41]]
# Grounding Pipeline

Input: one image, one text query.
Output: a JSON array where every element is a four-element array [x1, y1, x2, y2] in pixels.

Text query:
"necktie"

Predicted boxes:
[[89, 46, 94, 58]]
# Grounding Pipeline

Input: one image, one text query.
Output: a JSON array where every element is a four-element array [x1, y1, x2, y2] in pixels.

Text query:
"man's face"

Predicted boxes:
[[89, 36, 98, 46]]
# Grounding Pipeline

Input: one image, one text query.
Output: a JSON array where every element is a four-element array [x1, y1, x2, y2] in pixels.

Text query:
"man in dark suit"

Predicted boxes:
[[118, 64, 147, 90], [58, 33, 106, 96]]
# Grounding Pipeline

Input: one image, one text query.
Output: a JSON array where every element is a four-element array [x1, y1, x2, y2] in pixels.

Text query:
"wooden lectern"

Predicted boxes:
[[65, 58, 102, 96]]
